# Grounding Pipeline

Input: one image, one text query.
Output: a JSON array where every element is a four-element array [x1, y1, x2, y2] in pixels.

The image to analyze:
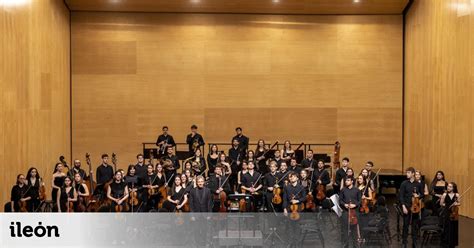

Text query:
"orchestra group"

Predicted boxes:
[[9, 126, 463, 247]]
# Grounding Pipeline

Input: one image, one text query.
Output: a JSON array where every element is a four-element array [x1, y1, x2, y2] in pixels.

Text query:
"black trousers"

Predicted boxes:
[[341, 211, 360, 248], [402, 211, 420, 244]]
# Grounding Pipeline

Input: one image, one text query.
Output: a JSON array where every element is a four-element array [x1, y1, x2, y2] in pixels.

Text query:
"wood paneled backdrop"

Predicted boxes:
[[405, 0, 474, 218], [71, 13, 403, 175], [0, 0, 70, 206]]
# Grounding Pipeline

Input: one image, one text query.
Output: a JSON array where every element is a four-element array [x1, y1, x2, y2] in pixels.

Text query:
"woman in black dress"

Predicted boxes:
[[51, 162, 66, 211], [246, 150, 256, 167], [162, 175, 188, 212], [25, 167, 41, 211], [191, 149, 207, 176], [57, 177, 77, 212], [73, 172, 90, 212], [255, 139, 268, 175], [207, 144, 219, 176], [280, 140, 295, 162], [430, 171, 447, 215], [440, 182, 460, 248], [107, 171, 129, 212]]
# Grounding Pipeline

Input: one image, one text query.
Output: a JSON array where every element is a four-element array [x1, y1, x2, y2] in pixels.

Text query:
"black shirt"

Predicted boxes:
[[143, 173, 165, 188], [186, 133, 205, 152], [289, 165, 302, 175], [228, 147, 244, 173], [334, 167, 348, 188], [231, 134, 249, 153], [263, 172, 279, 191], [96, 164, 114, 185], [110, 181, 127, 198], [311, 168, 331, 187], [11, 185, 29, 203], [399, 179, 424, 208], [134, 163, 147, 181], [208, 174, 231, 195], [156, 134, 176, 148], [300, 158, 316, 169], [163, 154, 180, 172], [241, 171, 262, 188], [339, 186, 361, 210], [282, 182, 307, 210], [67, 167, 88, 180]]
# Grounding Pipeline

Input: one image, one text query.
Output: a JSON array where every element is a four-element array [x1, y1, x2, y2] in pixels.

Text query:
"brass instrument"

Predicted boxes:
[[162, 158, 174, 171], [192, 139, 200, 151]]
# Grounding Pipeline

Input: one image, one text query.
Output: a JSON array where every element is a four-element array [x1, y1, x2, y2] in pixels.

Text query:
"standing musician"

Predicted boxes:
[[255, 139, 269, 175], [288, 158, 302, 175], [263, 161, 280, 212], [339, 176, 362, 248], [237, 161, 249, 192], [10, 174, 31, 212], [272, 150, 283, 167], [51, 162, 66, 211], [73, 173, 90, 212], [190, 149, 206, 176], [334, 157, 350, 195], [415, 170, 430, 197], [134, 154, 147, 182], [57, 177, 77, 212], [246, 150, 256, 166], [67, 159, 88, 181], [277, 162, 290, 187], [162, 175, 188, 212], [107, 171, 129, 212], [430, 171, 447, 216], [229, 139, 244, 192], [95, 154, 114, 200], [207, 144, 219, 176], [25, 167, 42, 211], [163, 146, 180, 187], [181, 172, 194, 194], [217, 152, 232, 176], [208, 166, 231, 212], [282, 172, 306, 216], [232, 127, 249, 154], [399, 167, 424, 247], [300, 169, 311, 192], [189, 176, 213, 212], [143, 164, 165, 211], [156, 126, 176, 157], [241, 161, 263, 211], [440, 182, 460, 248], [300, 150, 316, 169], [186, 125, 205, 155], [356, 174, 372, 213], [312, 160, 330, 206], [280, 140, 295, 162], [365, 161, 379, 193], [125, 165, 141, 210]]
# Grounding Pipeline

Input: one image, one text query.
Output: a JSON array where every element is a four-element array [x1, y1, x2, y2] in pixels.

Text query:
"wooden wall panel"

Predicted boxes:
[[405, 0, 474, 218], [0, 1, 70, 207], [72, 13, 402, 174]]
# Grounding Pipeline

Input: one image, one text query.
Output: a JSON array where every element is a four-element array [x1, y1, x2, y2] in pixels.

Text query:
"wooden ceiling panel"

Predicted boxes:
[[65, 0, 410, 15]]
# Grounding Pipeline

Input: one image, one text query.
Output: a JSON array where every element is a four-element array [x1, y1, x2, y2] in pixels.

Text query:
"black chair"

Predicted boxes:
[[420, 213, 443, 247], [362, 211, 391, 246]]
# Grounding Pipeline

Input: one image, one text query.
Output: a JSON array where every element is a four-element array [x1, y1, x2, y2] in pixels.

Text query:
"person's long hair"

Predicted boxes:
[[430, 170, 446, 191], [26, 167, 41, 182]]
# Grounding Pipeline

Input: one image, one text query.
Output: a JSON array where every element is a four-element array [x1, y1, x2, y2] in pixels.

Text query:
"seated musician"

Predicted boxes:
[[263, 161, 280, 212], [162, 175, 188, 212], [73, 172, 90, 212], [10, 174, 31, 212], [312, 160, 330, 207], [339, 176, 362, 248], [107, 171, 129, 212], [208, 166, 231, 212], [241, 161, 263, 211], [282, 172, 306, 217]]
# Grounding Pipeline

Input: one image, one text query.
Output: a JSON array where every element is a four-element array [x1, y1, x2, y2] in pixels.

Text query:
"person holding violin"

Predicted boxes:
[[57, 177, 77, 212], [182, 169, 195, 192], [365, 161, 379, 193], [124, 165, 141, 210], [237, 161, 249, 193], [399, 167, 424, 247], [356, 174, 372, 214], [339, 176, 361, 248], [143, 164, 165, 211], [73, 172, 90, 212], [162, 174, 188, 212], [107, 171, 129, 212], [68, 159, 88, 181], [282, 172, 306, 217], [300, 149, 316, 169], [95, 154, 114, 200], [277, 161, 290, 187], [263, 161, 280, 212], [312, 160, 330, 207], [241, 161, 263, 211], [163, 146, 180, 187], [25, 167, 42, 211], [334, 157, 350, 195], [10, 174, 31, 212], [440, 182, 460, 248], [208, 166, 231, 212]]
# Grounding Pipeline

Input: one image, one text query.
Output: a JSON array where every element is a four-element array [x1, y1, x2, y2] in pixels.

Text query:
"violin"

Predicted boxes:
[[450, 205, 459, 221], [349, 208, 358, 225], [316, 183, 326, 201], [305, 192, 314, 210], [19, 201, 28, 212], [272, 185, 282, 205], [411, 188, 422, 214], [67, 201, 75, 213], [129, 189, 139, 206], [76, 194, 87, 212], [360, 198, 370, 214], [289, 194, 304, 221], [157, 185, 168, 209], [39, 180, 46, 201]]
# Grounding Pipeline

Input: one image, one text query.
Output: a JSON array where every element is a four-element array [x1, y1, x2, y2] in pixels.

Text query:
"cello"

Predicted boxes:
[[217, 175, 230, 213]]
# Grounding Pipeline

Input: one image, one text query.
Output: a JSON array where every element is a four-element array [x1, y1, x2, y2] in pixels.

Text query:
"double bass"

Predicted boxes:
[[331, 141, 341, 187]]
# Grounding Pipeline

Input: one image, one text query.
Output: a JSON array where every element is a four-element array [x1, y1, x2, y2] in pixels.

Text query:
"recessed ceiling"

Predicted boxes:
[[65, 0, 410, 15]]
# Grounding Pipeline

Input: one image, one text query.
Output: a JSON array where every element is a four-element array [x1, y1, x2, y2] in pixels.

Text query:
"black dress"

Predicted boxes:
[[255, 148, 268, 175], [207, 154, 219, 176], [162, 186, 186, 212], [27, 178, 41, 211], [52, 175, 66, 207], [442, 194, 458, 247], [432, 183, 447, 215], [59, 187, 75, 212]]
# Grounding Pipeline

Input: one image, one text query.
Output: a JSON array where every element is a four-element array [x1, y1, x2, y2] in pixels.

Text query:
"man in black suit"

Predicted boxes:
[[189, 176, 213, 212]]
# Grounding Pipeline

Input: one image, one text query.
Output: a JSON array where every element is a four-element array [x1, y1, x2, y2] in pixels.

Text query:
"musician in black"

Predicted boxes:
[[255, 139, 269, 175], [277, 162, 290, 187], [95, 154, 114, 199], [282, 172, 306, 215], [67, 159, 88, 180], [339, 176, 361, 248], [186, 124, 205, 155], [125, 165, 141, 210], [229, 139, 244, 192], [440, 182, 460, 248], [10, 174, 31, 212], [207, 144, 219, 176], [134, 154, 147, 182], [273, 150, 283, 167], [57, 176, 77, 212], [163, 146, 180, 186], [162, 174, 188, 212], [107, 171, 129, 212], [231, 127, 249, 153], [25, 167, 42, 211], [143, 164, 165, 211], [263, 161, 280, 212], [399, 167, 424, 247], [365, 161, 379, 193], [73, 172, 90, 212], [334, 157, 350, 195], [208, 166, 231, 212], [156, 126, 176, 157], [300, 150, 316, 169], [241, 161, 263, 211], [311, 160, 331, 207], [189, 176, 213, 212], [288, 158, 302, 175]]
